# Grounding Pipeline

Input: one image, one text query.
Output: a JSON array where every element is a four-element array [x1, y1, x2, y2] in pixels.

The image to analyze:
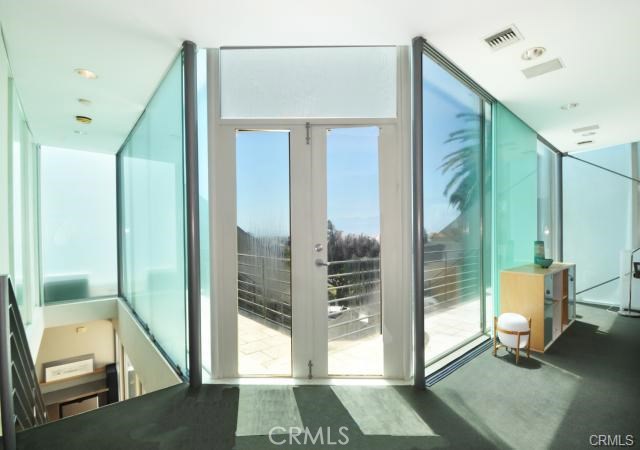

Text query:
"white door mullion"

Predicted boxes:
[[290, 126, 314, 378], [309, 126, 329, 377]]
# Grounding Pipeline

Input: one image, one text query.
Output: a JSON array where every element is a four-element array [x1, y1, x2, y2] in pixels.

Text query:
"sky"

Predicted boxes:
[[236, 127, 380, 238]]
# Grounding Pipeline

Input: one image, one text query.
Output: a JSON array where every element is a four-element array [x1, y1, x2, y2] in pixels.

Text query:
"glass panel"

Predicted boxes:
[[220, 47, 396, 119], [236, 130, 292, 376], [40, 147, 117, 302], [10, 85, 24, 308], [563, 145, 633, 305], [537, 140, 558, 260], [326, 127, 382, 376], [118, 54, 187, 373], [422, 55, 483, 363], [483, 101, 493, 330], [493, 103, 538, 310], [197, 49, 212, 374]]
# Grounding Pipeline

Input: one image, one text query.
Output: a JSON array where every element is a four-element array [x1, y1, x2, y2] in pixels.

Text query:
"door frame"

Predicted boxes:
[[206, 47, 413, 380]]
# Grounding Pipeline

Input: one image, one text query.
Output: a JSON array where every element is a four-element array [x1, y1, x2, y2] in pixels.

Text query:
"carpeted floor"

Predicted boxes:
[[10, 304, 640, 450]]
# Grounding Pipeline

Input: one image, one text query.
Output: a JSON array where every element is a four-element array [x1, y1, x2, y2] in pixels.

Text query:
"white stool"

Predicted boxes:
[[493, 313, 531, 364]]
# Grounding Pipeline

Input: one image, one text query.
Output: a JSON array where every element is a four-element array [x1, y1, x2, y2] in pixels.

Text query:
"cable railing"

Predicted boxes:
[[423, 247, 481, 312], [1, 275, 47, 450], [236, 254, 382, 342]]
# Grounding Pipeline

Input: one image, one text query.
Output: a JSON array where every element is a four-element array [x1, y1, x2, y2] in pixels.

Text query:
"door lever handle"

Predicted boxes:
[[315, 258, 329, 267]]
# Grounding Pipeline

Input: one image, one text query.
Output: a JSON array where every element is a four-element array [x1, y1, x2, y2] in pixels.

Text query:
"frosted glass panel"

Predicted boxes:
[[494, 104, 538, 310], [220, 47, 396, 118], [563, 146, 633, 305], [422, 55, 483, 363], [119, 54, 187, 374], [41, 147, 117, 302]]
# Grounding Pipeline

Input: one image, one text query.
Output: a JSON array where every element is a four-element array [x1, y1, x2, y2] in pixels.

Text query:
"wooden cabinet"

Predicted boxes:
[[500, 263, 576, 352]]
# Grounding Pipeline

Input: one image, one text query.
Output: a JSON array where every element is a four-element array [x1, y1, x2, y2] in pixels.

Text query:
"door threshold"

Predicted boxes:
[[205, 377, 412, 386]]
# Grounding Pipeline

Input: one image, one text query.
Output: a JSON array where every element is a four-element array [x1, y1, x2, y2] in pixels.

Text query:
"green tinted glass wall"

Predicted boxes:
[[118, 54, 188, 374], [493, 104, 538, 311]]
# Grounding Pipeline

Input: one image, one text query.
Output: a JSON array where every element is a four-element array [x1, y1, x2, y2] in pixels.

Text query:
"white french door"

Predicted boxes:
[[212, 122, 407, 379]]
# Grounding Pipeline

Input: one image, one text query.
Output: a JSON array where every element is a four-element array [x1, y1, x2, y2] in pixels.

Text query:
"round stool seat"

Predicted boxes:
[[497, 313, 530, 349]]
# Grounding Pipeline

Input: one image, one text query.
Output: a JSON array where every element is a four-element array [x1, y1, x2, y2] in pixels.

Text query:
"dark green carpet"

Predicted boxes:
[[11, 305, 640, 450]]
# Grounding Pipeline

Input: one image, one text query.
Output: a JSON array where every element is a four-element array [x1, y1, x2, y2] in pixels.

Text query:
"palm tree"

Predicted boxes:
[[438, 112, 481, 212]]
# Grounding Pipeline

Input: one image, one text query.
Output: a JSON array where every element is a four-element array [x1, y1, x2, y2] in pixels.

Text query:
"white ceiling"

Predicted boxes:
[[1, 0, 639, 154]]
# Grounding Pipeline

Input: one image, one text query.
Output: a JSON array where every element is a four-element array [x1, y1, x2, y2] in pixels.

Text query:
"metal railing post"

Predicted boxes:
[[0, 276, 17, 450], [183, 40, 202, 388]]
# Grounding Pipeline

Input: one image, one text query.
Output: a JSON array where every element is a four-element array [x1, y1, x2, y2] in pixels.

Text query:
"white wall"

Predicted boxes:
[[114, 300, 182, 393], [35, 319, 115, 384]]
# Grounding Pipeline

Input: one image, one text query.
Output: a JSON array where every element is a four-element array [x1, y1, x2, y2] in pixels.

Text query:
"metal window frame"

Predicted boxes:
[[412, 36, 496, 389]]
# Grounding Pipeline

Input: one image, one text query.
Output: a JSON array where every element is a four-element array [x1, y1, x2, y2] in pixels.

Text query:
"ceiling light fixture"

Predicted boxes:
[[582, 131, 597, 137], [75, 115, 92, 124], [522, 46, 546, 61], [75, 68, 97, 79], [560, 102, 579, 110], [77, 98, 92, 106]]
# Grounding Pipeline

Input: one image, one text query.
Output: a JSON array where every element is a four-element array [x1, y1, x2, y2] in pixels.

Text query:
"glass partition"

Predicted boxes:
[[118, 53, 188, 374], [8, 81, 41, 320], [493, 104, 538, 310], [537, 140, 559, 259], [197, 49, 212, 374], [563, 144, 634, 304], [9, 83, 25, 308], [40, 147, 117, 302], [421, 54, 488, 364]]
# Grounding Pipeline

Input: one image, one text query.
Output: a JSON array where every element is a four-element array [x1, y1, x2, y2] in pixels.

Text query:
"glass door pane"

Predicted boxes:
[[236, 130, 292, 376], [422, 55, 483, 363], [325, 127, 383, 376]]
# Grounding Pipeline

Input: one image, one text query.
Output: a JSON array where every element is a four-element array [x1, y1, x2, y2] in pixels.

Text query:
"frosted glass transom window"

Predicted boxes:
[[220, 47, 397, 119]]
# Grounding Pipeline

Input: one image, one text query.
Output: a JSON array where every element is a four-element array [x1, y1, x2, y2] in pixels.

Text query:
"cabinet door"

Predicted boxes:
[[544, 298, 553, 346], [568, 266, 576, 321], [552, 300, 562, 340]]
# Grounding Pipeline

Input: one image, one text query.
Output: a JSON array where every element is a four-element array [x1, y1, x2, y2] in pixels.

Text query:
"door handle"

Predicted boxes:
[[315, 258, 329, 267]]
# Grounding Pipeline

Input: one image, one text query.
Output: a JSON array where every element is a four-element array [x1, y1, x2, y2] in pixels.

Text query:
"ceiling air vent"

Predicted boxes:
[[572, 124, 600, 134], [522, 58, 564, 79], [484, 25, 523, 51], [577, 140, 593, 145]]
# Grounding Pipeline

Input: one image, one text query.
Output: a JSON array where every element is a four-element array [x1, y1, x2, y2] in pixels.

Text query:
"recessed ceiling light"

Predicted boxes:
[[522, 46, 546, 61], [75, 115, 92, 124], [77, 98, 92, 106], [560, 102, 579, 110], [582, 131, 597, 137], [75, 68, 97, 79]]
